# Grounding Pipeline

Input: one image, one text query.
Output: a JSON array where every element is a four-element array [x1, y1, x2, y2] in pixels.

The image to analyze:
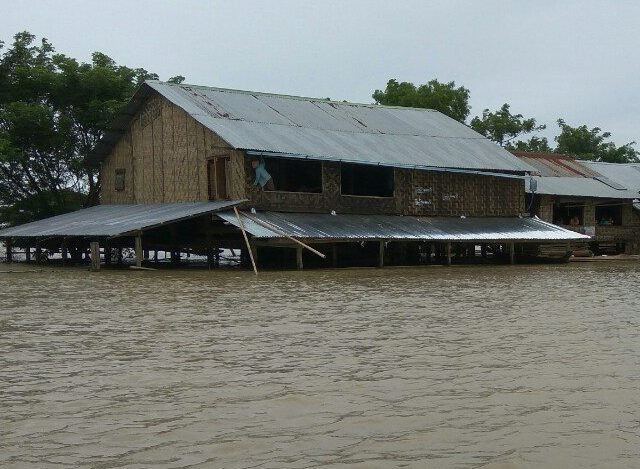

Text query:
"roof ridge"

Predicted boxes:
[[146, 80, 440, 113]]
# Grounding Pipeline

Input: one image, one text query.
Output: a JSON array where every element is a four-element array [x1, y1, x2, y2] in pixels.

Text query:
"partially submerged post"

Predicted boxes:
[[296, 246, 303, 270], [61, 238, 68, 266], [233, 207, 258, 275], [35, 239, 42, 265], [135, 234, 143, 268], [90, 241, 100, 272], [509, 242, 515, 265], [445, 242, 452, 266], [5, 238, 12, 263], [378, 240, 385, 268]]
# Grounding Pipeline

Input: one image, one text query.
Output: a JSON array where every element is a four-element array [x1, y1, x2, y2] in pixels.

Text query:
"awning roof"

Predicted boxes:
[[0, 201, 244, 238], [218, 211, 589, 242]]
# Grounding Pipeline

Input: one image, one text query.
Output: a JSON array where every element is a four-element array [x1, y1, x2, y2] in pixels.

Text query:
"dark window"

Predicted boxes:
[[553, 202, 583, 226], [257, 157, 322, 193], [208, 157, 230, 200], [595, 204, 622, 226], [115, 169, 125, 191], [341, 163, 394, 197]]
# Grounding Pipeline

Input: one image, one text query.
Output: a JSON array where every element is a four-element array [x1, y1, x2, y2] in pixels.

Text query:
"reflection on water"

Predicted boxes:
[[1, 263, 640, 468]]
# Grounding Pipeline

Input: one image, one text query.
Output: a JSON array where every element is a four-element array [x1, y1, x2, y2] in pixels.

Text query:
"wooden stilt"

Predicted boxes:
[[296, 246, 303, 270], [445, 242, 452, 266], [104, 241, 112, 266], [35, 239, 42, 265], [378, 240, 385, 268], [117, 247, 123, 265], [5, 238, 13, 263], [25, 245, 31, 263], [331, 243, 338, 268], [135, 235, 143, 268], [509, 242, 515, 265], [61, 239, 68, 266], [234, 206, 258, 275], [250, 241, 258, 268], [90, 241, 100, 272]]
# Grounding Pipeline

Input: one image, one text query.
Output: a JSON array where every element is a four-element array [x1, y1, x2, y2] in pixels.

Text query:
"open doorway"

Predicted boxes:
[[208, 157, 230, 200]]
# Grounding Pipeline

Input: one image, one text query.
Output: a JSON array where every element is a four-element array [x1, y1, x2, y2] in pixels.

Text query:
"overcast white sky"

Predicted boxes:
[[1, 0, 639, 146]]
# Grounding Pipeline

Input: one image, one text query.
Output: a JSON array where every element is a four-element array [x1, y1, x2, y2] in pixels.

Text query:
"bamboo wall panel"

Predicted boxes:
[[152, 98, 165, 202], [173, 108, 189, 201], [161, 101, 176, 202]]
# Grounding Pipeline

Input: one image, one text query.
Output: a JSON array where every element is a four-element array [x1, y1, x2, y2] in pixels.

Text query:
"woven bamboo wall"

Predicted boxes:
[[247, 157, 525, 217], [101, 93, 245, 204]]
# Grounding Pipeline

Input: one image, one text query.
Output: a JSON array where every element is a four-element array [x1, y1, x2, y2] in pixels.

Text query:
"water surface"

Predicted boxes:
[[1, 263, 640, 468]]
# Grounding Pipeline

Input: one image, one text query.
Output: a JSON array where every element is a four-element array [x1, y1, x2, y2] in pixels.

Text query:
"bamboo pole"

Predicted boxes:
[[234, 207, 258, 275], [239, 211, 326, 259]]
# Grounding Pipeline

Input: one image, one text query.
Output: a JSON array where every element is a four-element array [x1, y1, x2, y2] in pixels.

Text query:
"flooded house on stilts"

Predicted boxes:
[[512, 152, 640, 255], [0, 81, 589, 270]]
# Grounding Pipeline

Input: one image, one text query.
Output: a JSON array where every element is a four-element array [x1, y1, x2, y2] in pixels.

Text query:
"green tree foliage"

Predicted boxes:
[[554, 119, 639, 163], [0, 32, 164, 225], [470, 103, 546, 147], [508, 136, 552, 152], [372, 78, 471, 122]]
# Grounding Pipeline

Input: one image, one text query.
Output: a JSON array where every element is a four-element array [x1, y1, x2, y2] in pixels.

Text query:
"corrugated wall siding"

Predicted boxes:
[[100, 94, 245, 204]]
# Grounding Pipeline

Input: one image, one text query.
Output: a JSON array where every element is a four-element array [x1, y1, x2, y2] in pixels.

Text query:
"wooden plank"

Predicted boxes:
[[135, 235, 143, 268], [90, 241, 100, 272], [296, 246, 303, 270], [234, 207, 257, 275]]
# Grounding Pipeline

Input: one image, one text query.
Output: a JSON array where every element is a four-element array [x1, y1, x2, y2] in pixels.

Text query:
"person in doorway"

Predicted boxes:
[[251, 157, 275, 191], [569, 215, 580, 226], [608, 217, 615, 226]]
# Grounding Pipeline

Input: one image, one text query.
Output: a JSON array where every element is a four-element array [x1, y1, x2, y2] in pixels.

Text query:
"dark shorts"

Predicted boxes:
[[263, 178, 275, 191]]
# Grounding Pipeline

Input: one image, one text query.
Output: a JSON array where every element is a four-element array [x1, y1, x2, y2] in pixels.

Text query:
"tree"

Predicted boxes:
[[470, 103, 546, 147], [0, 31, 170, 226], [508, 136, 552, 152], [372, 78, 470, 122], [554, 119, 639, 163]]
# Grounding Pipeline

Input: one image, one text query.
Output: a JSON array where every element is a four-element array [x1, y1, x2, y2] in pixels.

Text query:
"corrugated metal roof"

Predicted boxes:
[[582, 161, 640, 197], [218, 211, 589, 241], [528, 176, 636, 199], [88, 81, 536, 174], [0, 201, 244, 238], [512, 152, 601, 177]]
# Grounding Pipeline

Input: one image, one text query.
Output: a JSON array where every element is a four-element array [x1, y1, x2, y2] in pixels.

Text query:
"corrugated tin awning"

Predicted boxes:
[[87, 81, 536, 174], [0, 201, 244, 238], [218, 211, 589, 242], [528, 176, 636, 199]]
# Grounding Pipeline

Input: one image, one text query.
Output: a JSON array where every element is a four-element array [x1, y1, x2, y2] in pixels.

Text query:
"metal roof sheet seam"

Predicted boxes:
[[218, 211, 589, 242]]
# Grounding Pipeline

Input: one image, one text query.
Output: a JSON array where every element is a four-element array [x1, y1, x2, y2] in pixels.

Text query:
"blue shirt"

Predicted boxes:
[[253, 159, 272, 187]]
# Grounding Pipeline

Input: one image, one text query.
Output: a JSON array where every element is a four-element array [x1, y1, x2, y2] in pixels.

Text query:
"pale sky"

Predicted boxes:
[[1, 0, 639, 147]]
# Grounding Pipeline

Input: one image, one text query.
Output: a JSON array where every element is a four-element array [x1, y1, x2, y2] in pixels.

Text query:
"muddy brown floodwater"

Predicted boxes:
[[1, 262, 640, 469]]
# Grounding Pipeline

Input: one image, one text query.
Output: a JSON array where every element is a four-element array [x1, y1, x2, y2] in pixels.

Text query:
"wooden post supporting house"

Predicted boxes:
[[5, 238, 12, 263], [25, 245, 31, 263], [135, 235, 143, 268], [509, 242, 515, 265], [61, 239, 68, 266], [117, 247, 123, 265], [104, 241, 112, 266], [35, 239, 42, 265], [296, 246, 303, 270], [378, 240, 385, 268], [90, 241, 100, 272], [331, 243, 338, 268], [445, 242, 452, 266]]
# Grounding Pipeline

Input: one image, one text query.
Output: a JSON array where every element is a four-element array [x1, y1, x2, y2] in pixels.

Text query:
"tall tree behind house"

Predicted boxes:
[[0, 31, 183, 226]]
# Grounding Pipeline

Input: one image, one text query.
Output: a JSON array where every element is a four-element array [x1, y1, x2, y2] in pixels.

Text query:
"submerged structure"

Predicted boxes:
[[0, 81, 588, 269], [513, 152, 640, 254]]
